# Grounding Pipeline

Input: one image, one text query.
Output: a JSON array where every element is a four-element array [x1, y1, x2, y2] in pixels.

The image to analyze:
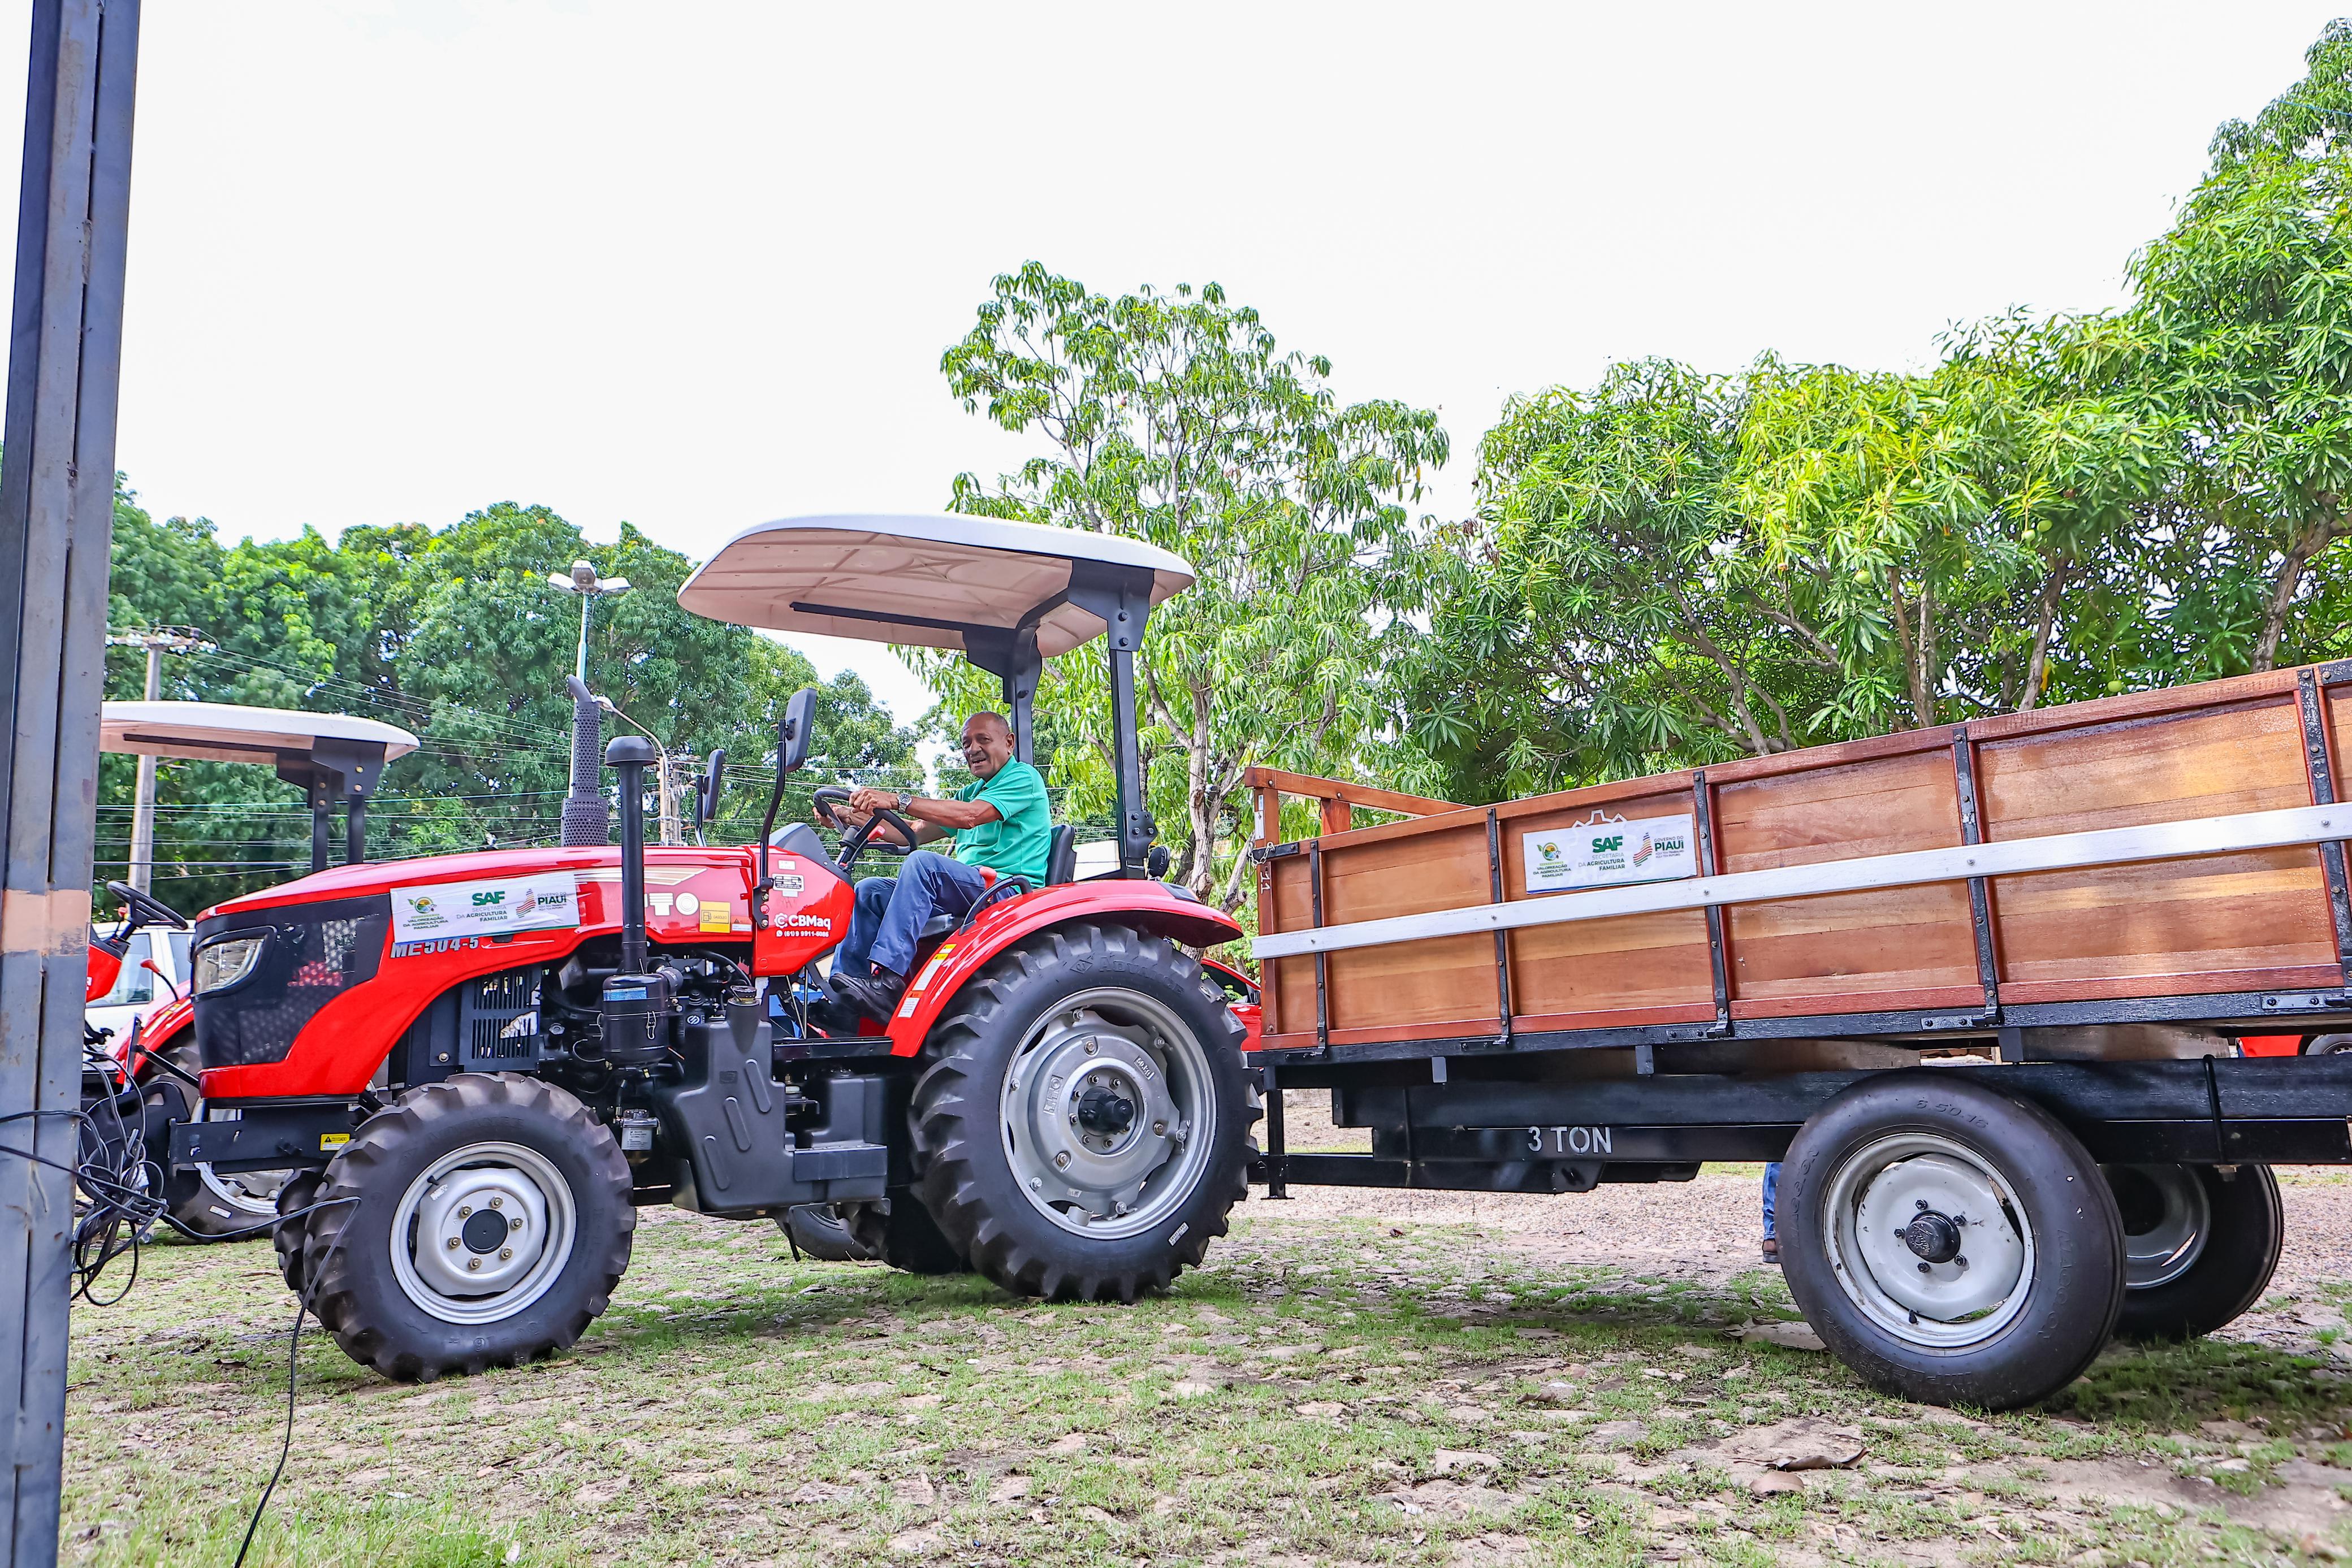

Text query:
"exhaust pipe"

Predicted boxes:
[[599, 734, 670, 1066]]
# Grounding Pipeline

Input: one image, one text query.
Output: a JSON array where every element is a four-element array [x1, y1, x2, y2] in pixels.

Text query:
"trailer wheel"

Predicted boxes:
[[911, 922, 1255, 1303], [1779, 1072, 2124, 1410], [2107, 1163, 2282, 1340], [839, 1194, 963, 1273], [299, 1073, 635, 1381], [273, 1169, 322, 1297]]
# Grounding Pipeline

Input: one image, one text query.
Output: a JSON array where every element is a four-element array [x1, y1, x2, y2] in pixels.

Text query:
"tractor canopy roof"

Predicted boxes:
[[676, 513, 1194, 659], [100, 701, 419, 766]]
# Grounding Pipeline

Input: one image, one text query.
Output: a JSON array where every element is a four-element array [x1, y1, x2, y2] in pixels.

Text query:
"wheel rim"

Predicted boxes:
[[999, 986, 1216, 1240], [1821, 1133, 2034, 1349], [387, 1141, 577, 1325], [191, 1106, 286, 1220], [2104, 1164, 2210, 1289], [196, 1162, 287, 1221]]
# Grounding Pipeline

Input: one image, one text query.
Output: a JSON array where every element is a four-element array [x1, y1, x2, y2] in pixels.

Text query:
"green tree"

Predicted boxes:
[[939, 264, 1447, 911], [2118, 19, 2352, 673]]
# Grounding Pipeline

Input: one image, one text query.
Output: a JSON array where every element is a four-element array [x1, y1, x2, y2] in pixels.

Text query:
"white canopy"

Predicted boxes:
[[676, 513, 1195, 659], [100, 701, 419, 765]]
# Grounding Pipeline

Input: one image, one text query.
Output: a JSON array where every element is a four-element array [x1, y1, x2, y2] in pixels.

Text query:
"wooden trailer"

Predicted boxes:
[[1243, 663, 2352, 1409]]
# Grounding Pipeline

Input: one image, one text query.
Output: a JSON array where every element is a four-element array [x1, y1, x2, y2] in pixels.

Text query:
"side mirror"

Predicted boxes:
[[694, 748, 727, 831], [777, 688, 818, 776]]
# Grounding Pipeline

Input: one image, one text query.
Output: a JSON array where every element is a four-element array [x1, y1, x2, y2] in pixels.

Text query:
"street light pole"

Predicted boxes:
[[547, 560, 629, 847], [103, 627, 206, 893]]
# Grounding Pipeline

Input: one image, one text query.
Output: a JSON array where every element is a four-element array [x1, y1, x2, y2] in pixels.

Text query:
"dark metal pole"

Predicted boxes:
[[0, 2, 139, 1561]]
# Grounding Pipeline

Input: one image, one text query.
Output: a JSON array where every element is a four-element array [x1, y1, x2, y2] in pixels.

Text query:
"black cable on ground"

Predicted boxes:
[[231, 1195, 355, 1568]]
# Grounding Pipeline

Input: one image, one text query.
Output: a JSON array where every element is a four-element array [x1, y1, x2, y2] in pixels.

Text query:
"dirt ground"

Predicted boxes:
[[58, 1094, 2352, 1566]]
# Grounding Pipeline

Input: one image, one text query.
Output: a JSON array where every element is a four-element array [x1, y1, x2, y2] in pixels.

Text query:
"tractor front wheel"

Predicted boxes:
[[912, 922, 1255, 1302], [299, 1073, 635, 1381]]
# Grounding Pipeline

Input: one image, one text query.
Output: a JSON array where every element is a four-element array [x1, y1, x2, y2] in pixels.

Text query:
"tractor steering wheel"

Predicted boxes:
[[103, 880, 187, 934], [810, 786, 915, 877]]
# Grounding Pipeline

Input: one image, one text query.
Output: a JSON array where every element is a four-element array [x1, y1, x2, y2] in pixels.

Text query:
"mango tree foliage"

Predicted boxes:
[[2119, 19, 2352, 672], [100, 492, 914, 912], [939, 263, 1446, 910]]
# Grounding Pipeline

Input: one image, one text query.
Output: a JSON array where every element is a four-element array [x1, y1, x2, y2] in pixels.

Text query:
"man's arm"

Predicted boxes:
[[846, 785, 996, 843]]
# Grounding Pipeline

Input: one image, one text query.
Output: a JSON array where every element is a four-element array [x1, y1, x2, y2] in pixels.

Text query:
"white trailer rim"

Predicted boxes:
[[2108, 1164, 2211, 1290], [389, 1141, 576, 1324], [1822, 1133, 2034, 1350], [1000, 987, 1215, 1240]]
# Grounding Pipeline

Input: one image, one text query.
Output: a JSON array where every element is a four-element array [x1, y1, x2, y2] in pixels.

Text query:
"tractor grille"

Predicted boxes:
[[192, 896, 391, 1069], [462, 968, 542, 1065]]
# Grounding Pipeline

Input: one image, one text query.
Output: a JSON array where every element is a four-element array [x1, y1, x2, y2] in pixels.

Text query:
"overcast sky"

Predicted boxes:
[[11, 1, 2347, 720]]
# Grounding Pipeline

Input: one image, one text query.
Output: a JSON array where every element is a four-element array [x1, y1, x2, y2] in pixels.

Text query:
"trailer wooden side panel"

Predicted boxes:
[[1252, 664, 2352, 1052]]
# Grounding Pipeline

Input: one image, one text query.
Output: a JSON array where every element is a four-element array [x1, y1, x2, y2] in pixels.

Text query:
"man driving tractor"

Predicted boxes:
[[824, 709, 1052, 1021]]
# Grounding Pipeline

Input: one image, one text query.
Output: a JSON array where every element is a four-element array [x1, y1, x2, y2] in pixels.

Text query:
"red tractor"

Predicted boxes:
[[173, 514, 1256, 1381]]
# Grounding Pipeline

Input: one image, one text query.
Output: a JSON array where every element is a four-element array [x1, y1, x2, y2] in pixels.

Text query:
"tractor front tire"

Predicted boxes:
[[273, 1168, 322, 1297], [912, 922, 1256, 1303], [300, 1073, 635, 1381], [840, 1194, 965, 1274]]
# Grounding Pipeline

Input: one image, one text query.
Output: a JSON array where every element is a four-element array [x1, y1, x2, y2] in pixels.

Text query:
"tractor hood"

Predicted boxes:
[[203, 843, 755, 920]]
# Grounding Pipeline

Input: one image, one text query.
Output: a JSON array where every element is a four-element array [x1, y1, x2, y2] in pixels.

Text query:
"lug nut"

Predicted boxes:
[[1917, 1261, 1931, 1274], [1955, 1255, 1969, 1269], [1054, 1151, 1071, 1169], [467, 1258, 481, 1272], [1084, 1040, 1099, 1055], [489, 1196, 504, 1210], [509, 1216, 524, 1231], [1152, 1120, 1166, 1135], [499, 1248, 513, 1261], [446, 1237, 461, 1250], [1914, 1199, 1929, 1210], [458, 1205, 473, 1218]]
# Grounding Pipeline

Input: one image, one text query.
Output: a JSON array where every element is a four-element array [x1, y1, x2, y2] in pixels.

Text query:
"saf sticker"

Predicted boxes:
[[392, 871, 581, 943], [1521, 813, 1697, 893]]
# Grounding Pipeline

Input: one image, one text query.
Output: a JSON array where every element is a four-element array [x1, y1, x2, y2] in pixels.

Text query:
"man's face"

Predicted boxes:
[[961, 717, 1013, 779]]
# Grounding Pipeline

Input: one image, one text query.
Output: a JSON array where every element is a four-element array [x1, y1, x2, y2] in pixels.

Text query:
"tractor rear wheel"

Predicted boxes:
[[911, 922, 1255, 1303], [300, 1073, 635, 1381], [840, 1194, 964, 1274]]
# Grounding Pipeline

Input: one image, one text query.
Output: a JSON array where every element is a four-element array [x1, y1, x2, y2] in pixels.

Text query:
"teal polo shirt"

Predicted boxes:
[[952, 758, 1051, 885]]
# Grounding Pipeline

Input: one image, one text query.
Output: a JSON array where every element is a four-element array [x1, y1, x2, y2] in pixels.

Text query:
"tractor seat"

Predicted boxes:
[[1045, 824, 1076, 886]]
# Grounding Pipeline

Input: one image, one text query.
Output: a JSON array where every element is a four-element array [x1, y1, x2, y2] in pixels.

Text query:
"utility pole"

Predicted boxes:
[[103, 627, 206, 893], [0, 3, 140, 1561], [545, 559, 629, 847]]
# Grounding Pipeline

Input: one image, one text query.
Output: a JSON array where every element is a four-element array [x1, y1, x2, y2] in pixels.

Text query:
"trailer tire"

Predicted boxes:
[[1779, 1072, 2124, 1411], [273, 1168, 322, 1297], [2107, 1163, 2281, 1341], [911, 922, 1255, 1303], [840, 1194, 964, 1274], [299, 1073, 635, 1381]]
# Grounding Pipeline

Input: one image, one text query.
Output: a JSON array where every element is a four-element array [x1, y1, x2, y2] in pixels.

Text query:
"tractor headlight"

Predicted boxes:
[[193, 933, 268, 995]]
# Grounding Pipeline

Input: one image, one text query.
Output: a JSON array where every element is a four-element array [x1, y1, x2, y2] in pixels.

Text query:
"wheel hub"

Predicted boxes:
[[999, 989, 1216, 1240], [390, 1141, 573, 1324], [1828, 1143, 2031, 1347]]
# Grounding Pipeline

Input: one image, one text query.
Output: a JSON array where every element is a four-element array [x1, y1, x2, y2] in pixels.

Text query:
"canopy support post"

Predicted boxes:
[[1068, 563, 1154, 877]]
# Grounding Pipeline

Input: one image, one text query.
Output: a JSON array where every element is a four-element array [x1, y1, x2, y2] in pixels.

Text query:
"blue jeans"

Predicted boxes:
[[1762, 1161, 1780, 1240], [839, 850, 988, 980]]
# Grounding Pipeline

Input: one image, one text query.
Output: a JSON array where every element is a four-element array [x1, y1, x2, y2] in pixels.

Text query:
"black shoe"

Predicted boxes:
[[803, 995, 861, 1036], [1761, 1237, 1781, 1266], [831, 970, 906, 1023]]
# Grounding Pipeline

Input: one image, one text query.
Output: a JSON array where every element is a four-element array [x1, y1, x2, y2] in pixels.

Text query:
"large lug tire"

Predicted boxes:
[[2107, 1163, 2282, 1341], [840, 1194, 966, 1274], [299, 1073, 635, 1381], [1779, 1072, 2124, 1411], [273, 1168, 323, 1297], [911, 922, 1257, 1303], [781, 1203, 876, 1263]]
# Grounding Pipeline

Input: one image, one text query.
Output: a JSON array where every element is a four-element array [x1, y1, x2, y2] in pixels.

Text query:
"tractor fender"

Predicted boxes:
[[884, 882, 1243, 1057]]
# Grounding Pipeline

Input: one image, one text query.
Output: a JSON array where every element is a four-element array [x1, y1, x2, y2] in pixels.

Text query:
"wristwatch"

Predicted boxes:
[[896, 791, 915, 812]]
